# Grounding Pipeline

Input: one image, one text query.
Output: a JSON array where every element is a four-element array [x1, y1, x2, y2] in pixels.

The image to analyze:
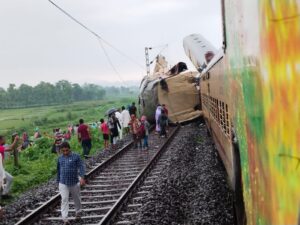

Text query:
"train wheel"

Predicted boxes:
[[232, 136, 246, 225]]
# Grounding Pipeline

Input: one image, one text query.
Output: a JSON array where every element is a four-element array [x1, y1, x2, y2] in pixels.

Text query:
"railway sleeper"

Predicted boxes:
[[42, 214, 105, 222], [81, 188, 126, 194], [104, 168, 143, 173], [112, 163, 147, 167], [116, 220, 134, 225], [93, 174, 137, 180], [84, 183, 130, 189], [131, 196, 143, 204], [139, 185, 153, 191], [88, 179, 133, 184], [135, 191, 150, 197], [70, 200, 116, 205], [98, 171, 140, 176], [121, 211, 139, 219], [55, 206, 111, 213], [81, 193, 121, 200]]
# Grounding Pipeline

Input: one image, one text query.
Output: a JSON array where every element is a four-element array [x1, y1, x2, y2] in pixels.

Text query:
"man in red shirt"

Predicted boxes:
[[0, 134, 19, 197], [99, 118, 109, 149], [77, 119, 92, 158]]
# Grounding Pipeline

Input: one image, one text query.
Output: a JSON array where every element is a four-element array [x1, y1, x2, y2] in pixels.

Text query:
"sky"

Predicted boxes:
[[0, 0, 222, 88]]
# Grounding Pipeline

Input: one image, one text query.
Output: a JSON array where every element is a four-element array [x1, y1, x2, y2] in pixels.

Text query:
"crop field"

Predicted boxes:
[[0, 96, 136, 204]]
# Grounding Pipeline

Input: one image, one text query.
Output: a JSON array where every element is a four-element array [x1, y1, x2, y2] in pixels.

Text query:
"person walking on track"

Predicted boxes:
[[57, 142, 86, 225], [141, 115, 150, 150], [77, 119, 92, 158], [100, 118, 110, 149], [121, 106, 131, 135], [158, 109, 168, 138], [128, 114, 141, 148]]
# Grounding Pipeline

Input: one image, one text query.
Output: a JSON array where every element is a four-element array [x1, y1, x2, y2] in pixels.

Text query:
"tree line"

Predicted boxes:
[[0, 80, 136, 109]]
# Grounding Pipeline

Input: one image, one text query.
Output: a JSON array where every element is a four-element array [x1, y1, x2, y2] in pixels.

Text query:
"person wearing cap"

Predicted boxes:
[[57, 142, 86, 224]]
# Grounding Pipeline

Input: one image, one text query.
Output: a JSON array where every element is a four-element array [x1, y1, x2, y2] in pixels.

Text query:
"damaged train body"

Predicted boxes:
[[138, 56, 201, 124], [138, 34, 217, 124]]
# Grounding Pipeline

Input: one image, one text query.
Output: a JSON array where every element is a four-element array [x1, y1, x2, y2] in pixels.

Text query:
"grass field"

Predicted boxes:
[[0, 96, 136, 204], [0, 97, 136, 136]]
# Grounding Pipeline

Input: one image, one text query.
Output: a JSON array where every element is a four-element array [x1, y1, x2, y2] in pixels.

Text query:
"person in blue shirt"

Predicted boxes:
[[57, 142, 86, 224]]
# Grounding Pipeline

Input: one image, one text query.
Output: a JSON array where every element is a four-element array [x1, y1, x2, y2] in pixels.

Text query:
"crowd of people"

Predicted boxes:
[[0, 101, 169, 223]]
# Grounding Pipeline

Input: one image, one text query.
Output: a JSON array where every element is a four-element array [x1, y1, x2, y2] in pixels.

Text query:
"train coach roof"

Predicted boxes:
[[199, 49, 224, 77]]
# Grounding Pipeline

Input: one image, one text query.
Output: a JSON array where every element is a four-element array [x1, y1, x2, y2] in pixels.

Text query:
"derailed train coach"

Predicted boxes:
[[138, 57, 203, 124], [185, 1, 300, 225], [138, 33, 219, 124]]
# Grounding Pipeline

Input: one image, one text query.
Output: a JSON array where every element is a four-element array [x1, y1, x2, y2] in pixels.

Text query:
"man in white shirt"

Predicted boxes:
[[115, 109, 123, 140], [121, 106, 131, 135]]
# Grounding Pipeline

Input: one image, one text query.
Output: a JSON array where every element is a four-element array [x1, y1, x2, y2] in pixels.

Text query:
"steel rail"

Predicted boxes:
[[15, 141, 134, 225], [98, 125, 180, 225]]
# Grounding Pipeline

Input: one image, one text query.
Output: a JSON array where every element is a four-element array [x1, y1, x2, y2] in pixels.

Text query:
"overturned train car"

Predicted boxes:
[[138, 61, 201, 124]]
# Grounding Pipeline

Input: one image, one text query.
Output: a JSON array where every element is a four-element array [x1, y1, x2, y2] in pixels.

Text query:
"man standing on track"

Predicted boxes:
[[57, 142, 86, 224], [100, 118, 110, 149], [115, 108, 123, 140], [128, 114, 141, 148], [121, 106, 131, 135], [77, 119, 92, 158]]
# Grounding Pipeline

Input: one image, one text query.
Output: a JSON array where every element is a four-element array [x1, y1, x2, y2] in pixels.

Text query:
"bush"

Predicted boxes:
[[35, 137, 53, 149]]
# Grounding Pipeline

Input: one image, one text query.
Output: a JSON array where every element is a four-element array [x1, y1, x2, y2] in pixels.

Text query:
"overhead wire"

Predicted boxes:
[[150, 44, 168, 64], [97, 39, 124, 83], [47, 0, 145, 83]]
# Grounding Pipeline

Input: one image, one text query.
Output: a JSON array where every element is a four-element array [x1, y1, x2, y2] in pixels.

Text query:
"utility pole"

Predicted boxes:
[[145, 47, 152, 76]]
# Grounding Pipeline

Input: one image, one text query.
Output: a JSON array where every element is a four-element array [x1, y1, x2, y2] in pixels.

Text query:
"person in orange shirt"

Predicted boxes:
[[128, 114, 141, 148]]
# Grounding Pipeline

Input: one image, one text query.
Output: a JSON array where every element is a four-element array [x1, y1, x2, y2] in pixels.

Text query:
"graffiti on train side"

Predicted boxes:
[[225, 0, 300, 224]]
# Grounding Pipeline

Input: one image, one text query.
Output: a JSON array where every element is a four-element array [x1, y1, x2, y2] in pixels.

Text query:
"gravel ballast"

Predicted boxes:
[[137, 123, 234, 225], [1, 122, 234, 225]]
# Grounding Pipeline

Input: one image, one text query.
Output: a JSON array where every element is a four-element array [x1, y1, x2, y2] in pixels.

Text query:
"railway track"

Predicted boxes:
[[15, 126, 180, 225]]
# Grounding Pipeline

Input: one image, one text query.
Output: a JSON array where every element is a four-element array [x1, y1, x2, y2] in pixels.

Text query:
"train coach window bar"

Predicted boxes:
[[225, 104, 230, 136], [215, 98, 220, 123], [210, 97, 218, 122], [219, 101, 226, 133], [202, 93, 208, 110]]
